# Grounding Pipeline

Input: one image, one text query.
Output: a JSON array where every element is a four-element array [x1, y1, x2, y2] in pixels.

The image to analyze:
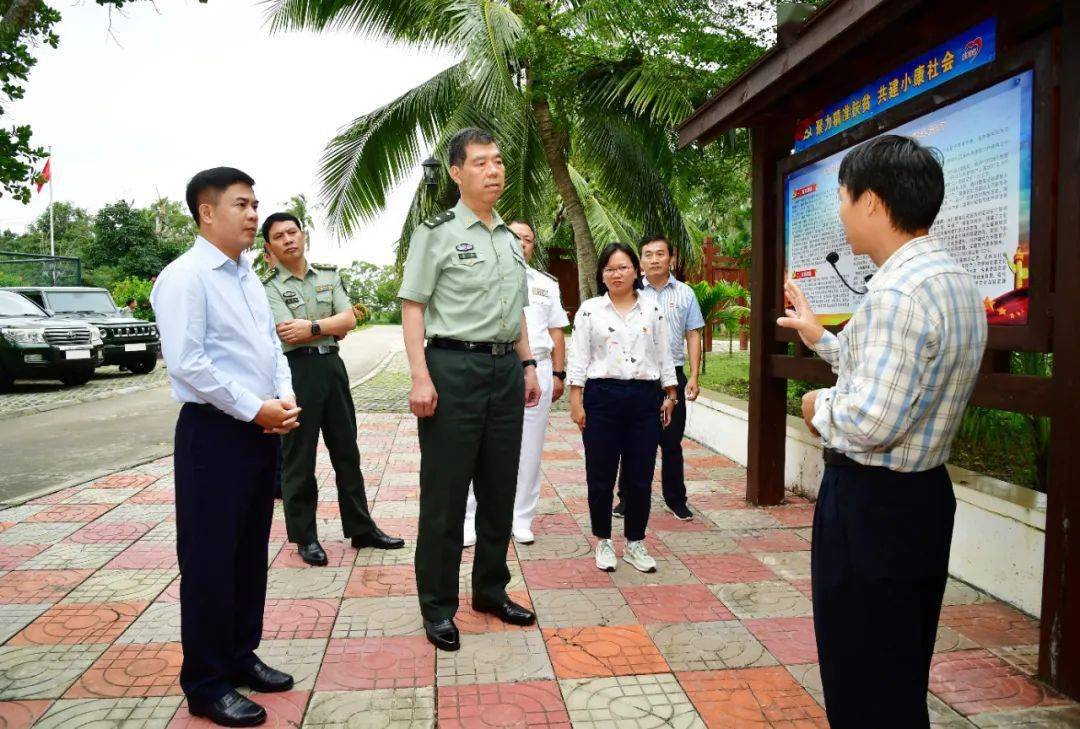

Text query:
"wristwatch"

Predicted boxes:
[[521, 359, 538, 370], [552, 370, 567, 381], [310, 321, 321, 336]]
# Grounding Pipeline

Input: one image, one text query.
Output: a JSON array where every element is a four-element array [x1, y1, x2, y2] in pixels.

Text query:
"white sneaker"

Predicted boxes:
[[513, 529, 535, 544], [623, 540, 657, 573], [463, 530, 476, 548], [595, 538, 617, 572]]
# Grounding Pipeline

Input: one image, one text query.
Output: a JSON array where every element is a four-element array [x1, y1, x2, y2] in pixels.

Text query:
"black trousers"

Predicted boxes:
[[415, 347, 523, 621], [174, 403, 277, 702], [618, 366, 687, 509], [583, 378, 662, 542], [281, 351, 375, 545], [812, 461, 955, 728]]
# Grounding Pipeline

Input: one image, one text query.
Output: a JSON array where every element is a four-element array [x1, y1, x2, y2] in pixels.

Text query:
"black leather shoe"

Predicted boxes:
[[297, 542, 328, 566], [187, 690, 266, 727], [231, 660, 294, 693], [471, 596, 536, 626], [351, 527, 405, 550], [423, 618, 460, 651]]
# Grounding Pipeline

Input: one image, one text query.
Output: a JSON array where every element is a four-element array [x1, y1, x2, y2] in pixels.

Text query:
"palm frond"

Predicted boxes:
[[319, 62, 468, 237], [266, 0, 457, 48], [567, 164, 638, 247]]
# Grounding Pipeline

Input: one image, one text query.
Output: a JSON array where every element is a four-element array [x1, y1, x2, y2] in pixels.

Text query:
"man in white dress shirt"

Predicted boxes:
[[151, 167, 300, 728], [463, 220, 569, 546]]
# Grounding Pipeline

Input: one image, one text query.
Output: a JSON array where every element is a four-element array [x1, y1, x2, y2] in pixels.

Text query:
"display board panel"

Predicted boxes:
[[784, 71, 1033, 326]]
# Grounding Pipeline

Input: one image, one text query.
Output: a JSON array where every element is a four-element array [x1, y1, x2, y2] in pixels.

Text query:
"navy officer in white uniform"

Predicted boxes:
[[152, 167, 299, 728], [463, 220, 569, 545]]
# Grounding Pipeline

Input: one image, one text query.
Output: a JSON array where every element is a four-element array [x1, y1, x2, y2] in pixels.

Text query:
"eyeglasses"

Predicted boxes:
[[602, 265, 634, 276]]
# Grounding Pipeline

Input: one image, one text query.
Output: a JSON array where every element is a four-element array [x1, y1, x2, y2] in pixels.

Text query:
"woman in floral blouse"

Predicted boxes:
[[568, 242, 677, 574]]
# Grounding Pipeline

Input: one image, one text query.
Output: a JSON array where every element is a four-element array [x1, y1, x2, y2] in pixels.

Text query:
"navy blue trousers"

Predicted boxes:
[[812, 462, 955, 728], [617, 366, 687, 509], [174, 404, 277, 702], [583, 378, 662, 542]]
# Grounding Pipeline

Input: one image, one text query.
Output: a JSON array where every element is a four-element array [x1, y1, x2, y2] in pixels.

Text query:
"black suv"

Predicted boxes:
[[7, 287, 160, 374], [0, 290, 103, 391]]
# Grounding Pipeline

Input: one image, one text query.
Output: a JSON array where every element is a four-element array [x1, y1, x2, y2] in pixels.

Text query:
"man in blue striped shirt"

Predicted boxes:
[[614, 235, 705, 522], [779, 135, 987, 728]]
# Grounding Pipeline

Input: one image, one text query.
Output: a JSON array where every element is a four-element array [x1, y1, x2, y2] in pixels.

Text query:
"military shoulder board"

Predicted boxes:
[[423, 210, 455, 229], [312, 262, 337, 271], [261, 270, 277, 285]]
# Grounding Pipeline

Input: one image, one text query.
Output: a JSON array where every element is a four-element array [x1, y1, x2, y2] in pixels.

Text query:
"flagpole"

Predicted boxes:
[[47, 146, 54, 259]]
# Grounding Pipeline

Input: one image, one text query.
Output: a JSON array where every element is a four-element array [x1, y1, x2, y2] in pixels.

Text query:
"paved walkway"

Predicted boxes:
[[0, 409, 1077, 727]]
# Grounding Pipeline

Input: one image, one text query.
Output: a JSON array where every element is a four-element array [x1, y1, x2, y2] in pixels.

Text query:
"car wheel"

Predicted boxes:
[[126, 354, 157, 375], [60, 370, 94, 387]]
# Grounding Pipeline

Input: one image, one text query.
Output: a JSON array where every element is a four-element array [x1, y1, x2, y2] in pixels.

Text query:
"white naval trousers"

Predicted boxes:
[[464, 357, 554, 536]]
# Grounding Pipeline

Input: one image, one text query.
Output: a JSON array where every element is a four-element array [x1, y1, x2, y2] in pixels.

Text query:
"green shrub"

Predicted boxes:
[[109, 276, 155, 321]]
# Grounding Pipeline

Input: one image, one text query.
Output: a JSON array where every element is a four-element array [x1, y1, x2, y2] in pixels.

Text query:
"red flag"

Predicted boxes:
[[35, 159, 51, 193]]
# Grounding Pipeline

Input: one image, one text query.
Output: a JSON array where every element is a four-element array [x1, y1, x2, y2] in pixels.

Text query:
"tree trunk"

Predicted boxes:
[[531, 96, 597, 301]]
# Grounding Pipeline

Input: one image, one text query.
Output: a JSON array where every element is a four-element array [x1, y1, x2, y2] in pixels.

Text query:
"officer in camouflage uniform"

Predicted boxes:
[[262, 212, 404, 566], [399, 128, 542, 652]]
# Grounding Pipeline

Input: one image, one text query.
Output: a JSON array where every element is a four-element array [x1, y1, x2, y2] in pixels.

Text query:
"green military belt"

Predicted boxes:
[[285, 345, 339, 357]]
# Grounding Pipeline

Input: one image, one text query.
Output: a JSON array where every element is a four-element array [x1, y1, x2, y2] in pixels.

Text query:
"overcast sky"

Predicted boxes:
[[1, 0, 457, 267]]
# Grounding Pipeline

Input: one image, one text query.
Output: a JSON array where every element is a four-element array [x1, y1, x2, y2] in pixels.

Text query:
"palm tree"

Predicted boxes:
[[282, 193, 318, 248], [689, 279, 750, 371], [268, 0, 766, 300]]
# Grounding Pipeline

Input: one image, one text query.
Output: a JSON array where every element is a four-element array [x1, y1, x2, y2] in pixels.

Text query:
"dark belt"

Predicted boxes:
[[285, 345, 339, 357], [823, 447, 867, 468], [428, 337, 516, 356]]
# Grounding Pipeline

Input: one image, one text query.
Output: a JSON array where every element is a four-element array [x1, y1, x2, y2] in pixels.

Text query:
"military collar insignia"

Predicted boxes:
[[260, 269, 277, 285], [455, 243, 474, 252]]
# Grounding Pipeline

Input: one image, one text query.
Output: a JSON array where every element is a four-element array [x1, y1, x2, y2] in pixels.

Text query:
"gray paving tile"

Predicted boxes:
[[0, 522, 83, 546], [654, 530, 741, 556], [332, 597, 424, 638], [646, 620, 777, 671], [436, 630, 553, 686], [61, 568, 176, 604], [35, 696, 183, 728], [0, 603, 51, 643], [710, 580, 813, 619], [254, 638, 327, 690], [754, 551, 812, 581], [0, 642, 109, 699], [514, 533, 592, 561], [303, 688, 435, 728], [115, 602, 181, 644], [18, 542, 127, 570], [532, 589, 637, 629], [969, 706, 1080, 727], [265, 568, 350, 599], [700, 509, 783, 530], [559, 673, 706, 728]]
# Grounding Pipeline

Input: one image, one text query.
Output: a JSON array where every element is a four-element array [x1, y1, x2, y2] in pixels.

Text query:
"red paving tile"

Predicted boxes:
[[0, 569, 92, 604], [520, 558, 615, 589], [940, 603, 1041, 648], [25, 504, 112, 522], [262, 598, 339, 640], [0, 700, 52, 728], [128, 489, 175, 504], [767, 505, 816, 528], [678, 667, 828, 727], [316, 637, 435, 690], [438, 681, 571, 729], [344, 565, 418, 597], [92, 474, 159, 489], [691, 494, 752, 511], [681, 554, 777, 584], [106, 544, 178, 570], [9, 601, 145, 645], [621, 584, 735, 624], [66, 642, 184, 698], [544, 625, 668, 679], [930, 649, 1069, 715], [68, 520, 153, 544], [686, 455, 738, 469], [31, 486, 81, 504], [531, 513, 585, 535], [169, 691, 309, 728], [0, 544, 46, 570], [744, 617, 818, 665], [734, 530, 810, 553]]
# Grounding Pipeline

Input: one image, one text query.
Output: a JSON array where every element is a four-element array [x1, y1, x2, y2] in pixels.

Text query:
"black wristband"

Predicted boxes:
[[552, 370, 567, 380], [521, 359, 538, 369], [310, 321, 321, 336]]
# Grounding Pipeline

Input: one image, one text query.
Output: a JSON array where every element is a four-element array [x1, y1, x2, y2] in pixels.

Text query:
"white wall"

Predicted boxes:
[[686, 389, 1047, 616]]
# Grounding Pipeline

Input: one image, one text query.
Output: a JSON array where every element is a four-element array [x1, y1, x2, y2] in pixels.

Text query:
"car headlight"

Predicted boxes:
[[88, 326, 102, 344], [1, 327, 46, 344]]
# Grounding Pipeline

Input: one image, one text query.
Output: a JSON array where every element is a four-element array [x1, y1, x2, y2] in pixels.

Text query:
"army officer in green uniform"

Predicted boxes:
[[400, 128, 542, 652], [262, 212, 404, 566]]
